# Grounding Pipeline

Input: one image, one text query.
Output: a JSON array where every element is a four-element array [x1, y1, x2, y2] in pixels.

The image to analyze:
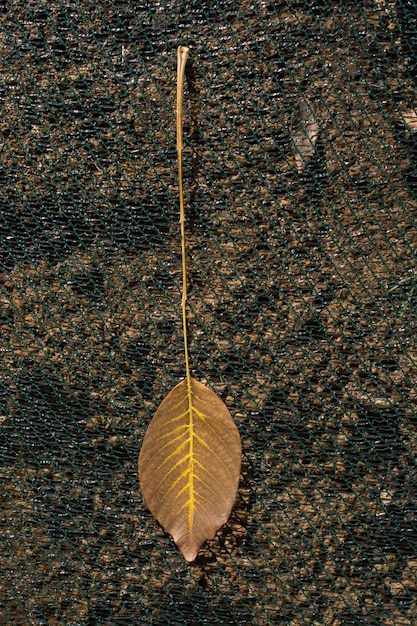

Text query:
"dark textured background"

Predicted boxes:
[[1, 0, 417, 624]]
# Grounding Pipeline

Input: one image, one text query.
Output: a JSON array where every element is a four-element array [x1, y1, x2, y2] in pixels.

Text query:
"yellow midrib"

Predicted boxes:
[[186, 377, 195, 532]]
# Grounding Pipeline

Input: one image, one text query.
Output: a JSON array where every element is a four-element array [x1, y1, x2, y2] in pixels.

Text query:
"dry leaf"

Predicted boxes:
[[401, 109, 417, 131], [139, 377, 241, 561], [138, 47, 241, 563], [293, 97, 320, 173]]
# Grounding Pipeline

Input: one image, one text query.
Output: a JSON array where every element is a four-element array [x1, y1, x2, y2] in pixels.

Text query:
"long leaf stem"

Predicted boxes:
[[177, 45, 191, 382]]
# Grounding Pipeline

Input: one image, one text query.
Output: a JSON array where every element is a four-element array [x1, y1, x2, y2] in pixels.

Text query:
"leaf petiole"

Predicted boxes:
[[177, 45, 191, 383]]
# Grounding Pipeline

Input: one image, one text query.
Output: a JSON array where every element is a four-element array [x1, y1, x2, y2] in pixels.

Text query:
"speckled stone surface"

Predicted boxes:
[[1, 1, 417, 624]]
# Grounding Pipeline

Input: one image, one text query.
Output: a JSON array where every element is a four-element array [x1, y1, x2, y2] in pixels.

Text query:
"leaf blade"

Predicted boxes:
[[139, 377, 241, 561], [293, 96, 320, 173]]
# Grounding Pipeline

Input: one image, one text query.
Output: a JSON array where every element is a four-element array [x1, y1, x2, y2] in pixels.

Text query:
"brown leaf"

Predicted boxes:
[[293, 97, 320, 173], [401, 108, 417, 131], [138, 377, 241, 562]]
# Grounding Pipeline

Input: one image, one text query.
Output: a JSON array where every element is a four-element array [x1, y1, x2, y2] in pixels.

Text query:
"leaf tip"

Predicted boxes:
[[181, 546, 199, 563]]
